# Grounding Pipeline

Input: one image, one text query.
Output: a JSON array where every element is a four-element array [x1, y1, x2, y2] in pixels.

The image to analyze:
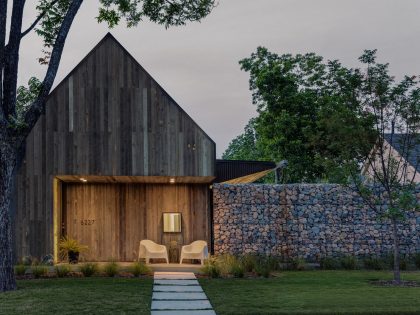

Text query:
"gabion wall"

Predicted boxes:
[[213, 184, 420, 261]]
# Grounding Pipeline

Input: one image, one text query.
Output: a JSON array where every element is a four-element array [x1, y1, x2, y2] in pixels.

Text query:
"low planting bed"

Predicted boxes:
[[200, 270, 420, 315], [0, 277, 153, 315]]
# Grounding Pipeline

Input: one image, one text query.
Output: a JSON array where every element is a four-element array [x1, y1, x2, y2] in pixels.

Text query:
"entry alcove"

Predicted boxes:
[[55, 176, 211, 262]]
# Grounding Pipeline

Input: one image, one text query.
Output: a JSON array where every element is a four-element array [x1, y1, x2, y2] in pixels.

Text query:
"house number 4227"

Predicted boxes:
[[81, 219, 95, 226]]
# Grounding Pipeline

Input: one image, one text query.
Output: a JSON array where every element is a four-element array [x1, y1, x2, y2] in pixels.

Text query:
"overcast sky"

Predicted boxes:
[[15, 0, 420, 157]]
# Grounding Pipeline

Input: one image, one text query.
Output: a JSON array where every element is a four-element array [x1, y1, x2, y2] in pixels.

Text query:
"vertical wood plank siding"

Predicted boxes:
[[64, 183, 210, 262], [13, 34, 215, 259]]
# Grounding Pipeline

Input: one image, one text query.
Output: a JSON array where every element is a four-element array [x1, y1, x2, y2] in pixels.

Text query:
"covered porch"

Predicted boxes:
[[52, 175, 213, 264]]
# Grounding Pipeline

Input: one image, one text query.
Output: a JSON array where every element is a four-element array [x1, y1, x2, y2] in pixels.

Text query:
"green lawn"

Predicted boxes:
[[200, 271, 420, 315], [0, 277, 153, 315]]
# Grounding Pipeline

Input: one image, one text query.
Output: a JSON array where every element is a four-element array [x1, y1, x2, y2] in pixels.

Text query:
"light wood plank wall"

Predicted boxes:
[[13, 34, 215, 260], [64, 183, 210, 262]]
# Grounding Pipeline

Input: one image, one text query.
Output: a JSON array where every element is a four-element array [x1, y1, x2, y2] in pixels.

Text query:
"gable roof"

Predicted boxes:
[[48, 32, 214, 145], [384, 133, 420, 172]]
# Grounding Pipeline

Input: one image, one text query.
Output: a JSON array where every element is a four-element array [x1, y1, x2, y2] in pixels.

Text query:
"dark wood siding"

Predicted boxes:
[[13, 34, 215, 259]]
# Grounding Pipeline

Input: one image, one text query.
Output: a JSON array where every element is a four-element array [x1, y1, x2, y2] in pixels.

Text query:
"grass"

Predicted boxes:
[[0, 277, 153, 315], [200, 271, 420, 315]]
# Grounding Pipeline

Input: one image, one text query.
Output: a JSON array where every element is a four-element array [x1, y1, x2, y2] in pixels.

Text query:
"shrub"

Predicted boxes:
[[32, 265, 48, 278], [216, 254, 240, 277], [14, 264, 27, 276], [320, 257, 338, 270], [290, 258, 306, 271], [414, 253, 420, 269], [58, 236, 88, 263], [55, 265, 71, 278], [363, 256, 386, 270], [131, 262, 151, 276], [230, 263, 245, 278], [80, 263, 98, 277], [201, 257, 220, 278], [103, 262, 119, 277], [240, 254, 257, 273], [399, 257, 408, 271], [254, 256, 275, 278], [21, 256, 33, 266], [340, 256, 357, 270]]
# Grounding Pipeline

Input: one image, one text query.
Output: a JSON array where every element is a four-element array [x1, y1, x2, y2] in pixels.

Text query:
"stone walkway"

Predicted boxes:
[[151, 272, 216, 315]]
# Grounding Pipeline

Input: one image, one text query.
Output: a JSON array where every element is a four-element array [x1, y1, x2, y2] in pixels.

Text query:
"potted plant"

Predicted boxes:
[[58, 236, 88, 264]]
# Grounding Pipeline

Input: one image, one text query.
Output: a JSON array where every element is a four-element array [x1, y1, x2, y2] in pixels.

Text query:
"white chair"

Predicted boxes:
[[179, 241, 209, 265], [138, 240, 169, 264]]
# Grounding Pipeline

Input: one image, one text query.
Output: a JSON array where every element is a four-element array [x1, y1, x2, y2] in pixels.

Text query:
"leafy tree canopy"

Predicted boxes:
[[224, 47, 378, 183]]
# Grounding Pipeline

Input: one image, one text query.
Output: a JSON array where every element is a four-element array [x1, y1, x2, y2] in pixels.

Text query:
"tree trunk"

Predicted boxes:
[[0, 138, 17, 292], [391, 217, 401, 284]]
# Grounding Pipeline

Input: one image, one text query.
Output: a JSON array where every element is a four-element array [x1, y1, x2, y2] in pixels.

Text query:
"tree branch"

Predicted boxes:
[[3, 0, 25, 120], [20, 0, 60, 38], [19, 0, 83, 142], [0, 0, 8, 123]]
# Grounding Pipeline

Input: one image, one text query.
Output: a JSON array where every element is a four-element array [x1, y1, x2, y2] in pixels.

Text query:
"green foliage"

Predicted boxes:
[[415, 253, 420, 270], [240, 254, 257, 273], [34, 0, 216, 62], [345, 50, 420, 283], [230, 263, 245, 278], [130, 262, 151, 276], [36, 0, 72, 48], [216, 254, 246, 278], [21, 256, 33, 266], [290, 258, 306, 271], [399, 257, 408, 271], [31, 265, 48, 278], [9, 77, 42, 130], [14, 264, 27, 276], [58, 236, 88, 261], [55, 265, 71, 278], [225, 47, 377, 183], [201, 256, 221, 278], [222, 118, 262, 161], [320, 257, 338, 270], [254, 256, 279, 277], [216, 254, 239, 277], [103, 262, 119, 277], [363, 256, 386, 270], [97, 0, 216, 28], [80, 263, 98, 277], [340, 256, 358, 270]]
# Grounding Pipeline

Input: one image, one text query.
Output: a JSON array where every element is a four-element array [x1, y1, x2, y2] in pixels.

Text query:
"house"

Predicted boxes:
[[362, 133, 420, 183], [12, 33, 216, 262], [12, 34, 274, 263]]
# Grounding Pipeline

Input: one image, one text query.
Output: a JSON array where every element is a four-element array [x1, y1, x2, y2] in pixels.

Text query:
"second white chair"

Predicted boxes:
[[138, 240, 169, 264], [179, 240, 208, 265]]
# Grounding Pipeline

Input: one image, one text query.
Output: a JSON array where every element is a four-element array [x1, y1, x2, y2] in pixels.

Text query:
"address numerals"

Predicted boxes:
[[81, 219, 95, 226]]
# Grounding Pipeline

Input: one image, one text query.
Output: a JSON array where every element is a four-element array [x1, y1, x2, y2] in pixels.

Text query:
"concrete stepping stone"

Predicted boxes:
[[154, 272, 196, 280], [151, 311, 216, 315], [152, 272, 216, 314], [153, 292, 208, 300], [154, 285, 203, 292], [151, 300, 213, 310], [154, 279, 199, 286]]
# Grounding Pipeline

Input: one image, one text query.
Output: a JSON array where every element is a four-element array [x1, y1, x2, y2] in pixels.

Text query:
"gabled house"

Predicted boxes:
[[362, 133, 420, 183], [13, 34, 217, 262]]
